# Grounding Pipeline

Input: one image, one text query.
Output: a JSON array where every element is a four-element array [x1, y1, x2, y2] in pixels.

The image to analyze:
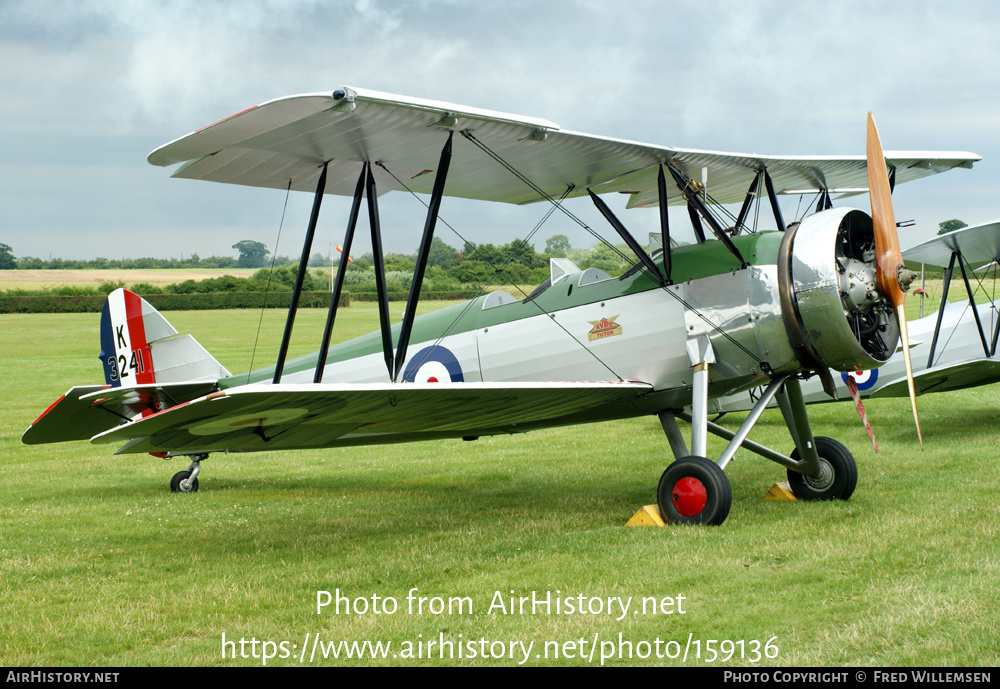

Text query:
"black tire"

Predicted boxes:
[[170, 470, 199, 493], [657, 456, 732, 526], [787, 436, 857, 501]]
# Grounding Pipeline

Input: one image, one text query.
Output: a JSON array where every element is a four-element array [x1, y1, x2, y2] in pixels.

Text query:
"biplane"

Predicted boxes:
[[22, 87, 981, 525], [716, 218, 1000, 416]]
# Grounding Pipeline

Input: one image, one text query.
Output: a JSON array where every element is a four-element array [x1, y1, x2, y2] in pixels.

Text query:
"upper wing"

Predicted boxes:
[[148, 86, 980, 209], [903, 219, 1000, 268], [91, 380, 652, 455]]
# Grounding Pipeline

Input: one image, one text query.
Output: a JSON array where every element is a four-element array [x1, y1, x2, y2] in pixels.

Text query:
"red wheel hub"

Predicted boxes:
[[672, 477, 707, 516]]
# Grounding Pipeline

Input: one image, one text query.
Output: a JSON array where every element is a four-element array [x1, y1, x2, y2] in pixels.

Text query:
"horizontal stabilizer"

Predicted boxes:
[[23, 385, 116, 445], [91, 381, 653, 455], [23, 381, 225, 445]]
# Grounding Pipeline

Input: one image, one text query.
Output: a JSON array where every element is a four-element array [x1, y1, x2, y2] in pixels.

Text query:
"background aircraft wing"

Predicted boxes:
[[90, 381, 652, 455], [148, 86, 980, 209], [870, 359, 1000, 397], [903, 219, 1000, 267]]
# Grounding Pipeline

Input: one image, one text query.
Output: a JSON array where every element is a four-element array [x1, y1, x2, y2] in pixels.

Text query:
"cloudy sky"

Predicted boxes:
[[2, 0, 998, 262]]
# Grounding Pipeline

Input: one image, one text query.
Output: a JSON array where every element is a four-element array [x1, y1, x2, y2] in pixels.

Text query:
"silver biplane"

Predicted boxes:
[[22, 87, 981, 525]]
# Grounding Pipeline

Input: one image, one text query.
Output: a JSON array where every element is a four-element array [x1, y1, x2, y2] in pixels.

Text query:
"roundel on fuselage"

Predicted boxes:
[[842, 368, 879, 391], [401, 346, 464, 383]]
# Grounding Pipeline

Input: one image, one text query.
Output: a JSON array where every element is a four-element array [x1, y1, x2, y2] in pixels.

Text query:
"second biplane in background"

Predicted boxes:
[[717, 219, 1000, 415]]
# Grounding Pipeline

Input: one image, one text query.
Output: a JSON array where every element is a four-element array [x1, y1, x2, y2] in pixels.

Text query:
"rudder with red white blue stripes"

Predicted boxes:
[[99, 289, 174, 387]]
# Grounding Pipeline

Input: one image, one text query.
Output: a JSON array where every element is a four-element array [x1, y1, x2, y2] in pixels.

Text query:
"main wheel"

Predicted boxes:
[[170, 470, 199, 493], [657, 456, 732, 526], [787, 436, 857, 501]]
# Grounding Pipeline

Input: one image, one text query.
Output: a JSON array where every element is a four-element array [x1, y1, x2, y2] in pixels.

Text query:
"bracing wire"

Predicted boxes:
[[397, 132, 765, 374], [377, 161, 625, 380], [247, 181, 292, 383], [461, 131, 762, 366]]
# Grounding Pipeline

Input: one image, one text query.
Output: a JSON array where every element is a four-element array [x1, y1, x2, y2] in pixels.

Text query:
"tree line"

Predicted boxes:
[[1, 235, 637, 295], [0, 240, 298, 271]]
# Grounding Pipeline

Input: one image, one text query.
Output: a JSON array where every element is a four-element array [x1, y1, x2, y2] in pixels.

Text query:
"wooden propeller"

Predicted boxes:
[[866, 113, 923, 449]]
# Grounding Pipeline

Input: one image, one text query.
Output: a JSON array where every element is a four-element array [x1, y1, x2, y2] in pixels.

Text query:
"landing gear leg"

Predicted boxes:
[[775, 377, 821, 473], [776, 378, 857, 500], [654, 337, 733, 525], [170, 454, 207, 493]]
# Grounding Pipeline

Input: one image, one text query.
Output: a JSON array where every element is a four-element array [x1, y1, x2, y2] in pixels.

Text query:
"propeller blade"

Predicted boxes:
[[867, 113, 923, 448]]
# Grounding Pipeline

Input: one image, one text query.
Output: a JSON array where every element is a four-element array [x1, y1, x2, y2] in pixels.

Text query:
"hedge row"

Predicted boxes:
[[0, 291, 346, 314], [0, 290, 483, 314], [349, 290, 482, 302]]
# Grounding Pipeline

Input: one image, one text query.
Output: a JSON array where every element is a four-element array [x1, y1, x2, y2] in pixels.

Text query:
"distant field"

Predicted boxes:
[[0, 268, 257, 290]]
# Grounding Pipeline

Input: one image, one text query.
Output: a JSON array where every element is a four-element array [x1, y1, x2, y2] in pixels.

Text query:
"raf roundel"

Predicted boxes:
[[841, 368, 879, 391], [401, 346, 465, 383]]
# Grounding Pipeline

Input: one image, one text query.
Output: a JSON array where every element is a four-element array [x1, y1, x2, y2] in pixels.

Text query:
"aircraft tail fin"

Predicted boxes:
[[99, 288, 230, 387]]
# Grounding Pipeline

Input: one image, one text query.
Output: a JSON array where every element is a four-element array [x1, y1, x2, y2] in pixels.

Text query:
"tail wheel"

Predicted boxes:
[[787, 436, 857, 501], [657, 456, 732, 526]]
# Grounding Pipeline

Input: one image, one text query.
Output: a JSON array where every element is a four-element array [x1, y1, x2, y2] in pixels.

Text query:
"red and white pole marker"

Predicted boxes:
[[846, 375, 878, 453]]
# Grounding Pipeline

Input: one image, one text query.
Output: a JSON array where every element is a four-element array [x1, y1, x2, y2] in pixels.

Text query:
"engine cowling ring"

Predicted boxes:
[[778, 208, 899, 373]]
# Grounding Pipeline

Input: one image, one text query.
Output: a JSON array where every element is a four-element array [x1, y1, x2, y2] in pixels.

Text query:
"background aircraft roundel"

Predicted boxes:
[[842, 369, 879, 391]]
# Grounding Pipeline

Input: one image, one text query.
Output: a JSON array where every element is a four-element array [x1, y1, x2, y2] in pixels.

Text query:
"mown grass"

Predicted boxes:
[[1, 304, 997, 666]]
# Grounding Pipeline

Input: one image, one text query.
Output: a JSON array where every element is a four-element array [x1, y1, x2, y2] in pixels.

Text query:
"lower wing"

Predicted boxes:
[[90, 381, 653, 455]]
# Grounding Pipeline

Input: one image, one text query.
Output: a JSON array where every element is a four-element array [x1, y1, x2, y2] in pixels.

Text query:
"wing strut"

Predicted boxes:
[[274, 161, 329, 384], [657, 165, 673, 284], [367, 165, 395, 379], [763, 169, 786, 231], [314, 163, 368, 383], [666, 163, 746, 267], [686, 203, 706, 243], [926, 247, 997, 368], [587, 190, 664, 285], [734, 170, 762, 235], [394, 133, 454, 381], [926, 251, 956, 368], [992, 269, 1000, 357], [815, 188, 833, 213], [956, 249, 993, 358]]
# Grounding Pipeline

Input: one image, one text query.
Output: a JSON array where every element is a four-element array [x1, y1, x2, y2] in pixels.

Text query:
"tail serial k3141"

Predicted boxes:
[[23, 87, 980, 525]]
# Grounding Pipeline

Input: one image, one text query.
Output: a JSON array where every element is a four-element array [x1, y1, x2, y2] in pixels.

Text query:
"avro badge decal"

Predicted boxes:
[[588, 315, 622, 341]]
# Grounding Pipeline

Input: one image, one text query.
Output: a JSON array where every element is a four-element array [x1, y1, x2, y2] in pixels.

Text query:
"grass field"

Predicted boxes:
[[1, 302, 998, 666]]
